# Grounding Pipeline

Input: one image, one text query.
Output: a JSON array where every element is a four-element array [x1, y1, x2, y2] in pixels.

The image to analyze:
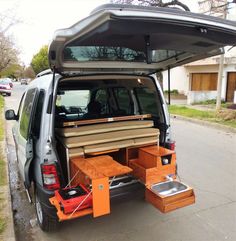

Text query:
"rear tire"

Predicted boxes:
[[35, 188, 59, 232], [7, 93, 11, 96]]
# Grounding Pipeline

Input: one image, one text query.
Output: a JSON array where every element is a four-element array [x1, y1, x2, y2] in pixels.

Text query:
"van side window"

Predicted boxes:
[[32, 91, 45, 138], [17, 93, 25, 120], [94, 89, 109, 115], [134, 87, 158, 115], [113, 87, 132, 115], [19, 88, 37, 139]]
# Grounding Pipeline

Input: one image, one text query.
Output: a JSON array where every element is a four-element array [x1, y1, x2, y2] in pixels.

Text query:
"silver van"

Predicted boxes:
[[5, 4, 236, 232]]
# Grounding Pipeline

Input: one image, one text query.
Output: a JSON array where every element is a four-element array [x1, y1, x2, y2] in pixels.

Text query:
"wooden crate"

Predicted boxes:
[[138, 146, 176, 169]]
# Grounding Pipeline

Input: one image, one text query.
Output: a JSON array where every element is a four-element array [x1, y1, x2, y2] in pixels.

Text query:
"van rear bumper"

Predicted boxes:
[[35, 183, 58, 218]]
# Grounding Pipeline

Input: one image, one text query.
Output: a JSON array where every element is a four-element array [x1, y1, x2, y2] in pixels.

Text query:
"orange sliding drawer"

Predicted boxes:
[[145, 181, 195, 213]]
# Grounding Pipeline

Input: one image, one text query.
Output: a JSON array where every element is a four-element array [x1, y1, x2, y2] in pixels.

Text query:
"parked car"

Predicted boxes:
[[20, 78, 30, 85], [5, 78, 13, 88], [5, 4, 236, 232], [0, 78, 12, 96]]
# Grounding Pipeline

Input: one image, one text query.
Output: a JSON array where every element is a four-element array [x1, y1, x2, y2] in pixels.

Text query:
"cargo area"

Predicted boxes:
[[51, 76, 195, 221]]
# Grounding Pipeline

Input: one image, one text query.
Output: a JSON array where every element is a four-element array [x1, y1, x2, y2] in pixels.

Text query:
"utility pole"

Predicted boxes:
[[216, 2, 227, 111], [198, 0, 228, 110]]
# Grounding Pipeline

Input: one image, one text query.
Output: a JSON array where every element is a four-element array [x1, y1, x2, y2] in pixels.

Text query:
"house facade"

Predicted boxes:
[[162, 2, 236, 104], [162, 50, 236, 104]]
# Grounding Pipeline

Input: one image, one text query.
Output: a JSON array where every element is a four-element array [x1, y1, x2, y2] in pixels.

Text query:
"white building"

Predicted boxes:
[[163, 3, 236, 104]]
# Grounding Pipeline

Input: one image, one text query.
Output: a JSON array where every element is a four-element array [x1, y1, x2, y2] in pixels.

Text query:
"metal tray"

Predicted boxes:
[[151, 181, 188, 197]]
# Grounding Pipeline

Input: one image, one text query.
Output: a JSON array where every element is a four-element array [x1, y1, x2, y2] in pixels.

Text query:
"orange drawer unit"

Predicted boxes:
[[128, 145, 195, 213], [129, 146, 176, 184]]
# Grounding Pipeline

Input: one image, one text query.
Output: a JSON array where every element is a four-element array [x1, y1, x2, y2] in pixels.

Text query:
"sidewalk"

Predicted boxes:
[[0, 101, 15, 241]]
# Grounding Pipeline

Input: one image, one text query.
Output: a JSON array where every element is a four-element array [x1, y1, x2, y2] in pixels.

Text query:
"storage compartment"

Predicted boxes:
[[145, 181, 195, 213], [129, 159, 163, 184], [128, 146, 176, 185]]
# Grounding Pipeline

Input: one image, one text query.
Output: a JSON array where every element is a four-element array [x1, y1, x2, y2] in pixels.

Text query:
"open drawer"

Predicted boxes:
[[145, 181, 195, 213]]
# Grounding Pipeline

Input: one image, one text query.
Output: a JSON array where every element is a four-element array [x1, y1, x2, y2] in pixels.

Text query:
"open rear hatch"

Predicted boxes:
[[48, 4, 236, 75]]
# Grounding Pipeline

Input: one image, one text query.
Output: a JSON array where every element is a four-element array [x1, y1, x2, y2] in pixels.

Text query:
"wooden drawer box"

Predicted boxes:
[[145, 183, 195, 213], [129, 159, 170, 184], [138, 146, 176, 169]]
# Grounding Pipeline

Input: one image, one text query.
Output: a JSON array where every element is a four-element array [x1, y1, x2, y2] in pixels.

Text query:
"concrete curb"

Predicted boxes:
[[1, 106, 16, 241], [170, 114, 236, 133]]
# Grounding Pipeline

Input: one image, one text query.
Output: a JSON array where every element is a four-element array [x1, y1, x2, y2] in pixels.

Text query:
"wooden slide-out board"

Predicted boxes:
[[49, 196, 93, 222]]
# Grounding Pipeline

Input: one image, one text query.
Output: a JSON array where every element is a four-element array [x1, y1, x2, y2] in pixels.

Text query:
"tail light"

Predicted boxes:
[[166, 140, 176, 151], [41, 163, 60, 190], [169, 141, 176, 151]]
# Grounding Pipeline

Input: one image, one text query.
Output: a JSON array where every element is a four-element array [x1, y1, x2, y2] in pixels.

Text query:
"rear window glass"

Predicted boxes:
[[55, 78, 165, 122], [63, 46, 183, 63], [0, 78, 11, 84], [64, 46, 146, 62]]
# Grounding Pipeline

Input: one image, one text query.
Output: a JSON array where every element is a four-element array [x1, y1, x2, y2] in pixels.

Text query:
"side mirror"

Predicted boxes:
[[5, 109, 17, 120]]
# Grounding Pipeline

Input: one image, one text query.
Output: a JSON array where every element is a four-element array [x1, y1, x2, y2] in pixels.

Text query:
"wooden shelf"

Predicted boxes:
[[60, 114, 152, 127]]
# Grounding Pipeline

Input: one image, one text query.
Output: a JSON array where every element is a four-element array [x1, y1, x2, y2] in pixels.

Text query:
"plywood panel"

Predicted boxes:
[[56, 120, 154, 137], [87, 155, 132, 177], [61, 114, 152, 127], [64, 128, 159, 148], [92, 177, 110, 217], [226, 72, 236, 102], [191, 73, 217, 91]]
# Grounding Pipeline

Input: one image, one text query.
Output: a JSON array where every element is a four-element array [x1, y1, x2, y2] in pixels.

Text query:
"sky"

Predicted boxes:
[[0, 0, 234, 66]]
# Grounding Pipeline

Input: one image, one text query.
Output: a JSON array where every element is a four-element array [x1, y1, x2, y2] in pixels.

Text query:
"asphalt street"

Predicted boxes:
[[4, 82, 236, 241]]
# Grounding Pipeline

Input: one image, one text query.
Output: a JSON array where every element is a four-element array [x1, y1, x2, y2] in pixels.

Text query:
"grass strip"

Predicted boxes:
[[169, 105, 236, 129], [0, 96, 6, 186], [0, 95, 6, 235], [0, 96, 4, 141], [0, 217, 6, 234]]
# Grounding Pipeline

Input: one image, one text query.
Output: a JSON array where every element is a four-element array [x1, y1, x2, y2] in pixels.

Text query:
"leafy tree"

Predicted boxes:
[[23, 66, 35, 79], [0, 33, 19, 72], [0, 63, 23, 79], [31, 45, 49, 74], [0, 9, 20, 72], [111, 0, 190, 11]]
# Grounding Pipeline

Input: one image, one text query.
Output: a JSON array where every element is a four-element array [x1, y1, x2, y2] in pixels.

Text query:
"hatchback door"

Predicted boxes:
[[49, 4, 236, 75]]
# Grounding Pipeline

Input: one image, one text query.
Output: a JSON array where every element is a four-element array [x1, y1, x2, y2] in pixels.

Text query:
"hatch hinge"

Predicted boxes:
[[144, 35, 151, 64]]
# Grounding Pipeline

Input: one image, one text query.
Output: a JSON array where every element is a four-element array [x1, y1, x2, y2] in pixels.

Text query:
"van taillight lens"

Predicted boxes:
[[42, 164, 60, 190], [169, 141, 175, 151]]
